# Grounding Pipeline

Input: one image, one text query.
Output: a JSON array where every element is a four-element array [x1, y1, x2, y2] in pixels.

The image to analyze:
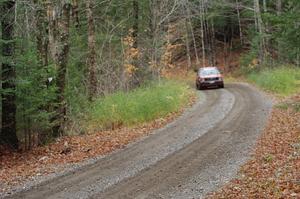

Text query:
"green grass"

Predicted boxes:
[[247, 67, 300, 96], [87, 80, 194, 131]]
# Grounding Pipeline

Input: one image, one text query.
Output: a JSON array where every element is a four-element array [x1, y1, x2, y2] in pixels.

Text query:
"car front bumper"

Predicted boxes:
[[199, 80, 224, 88]]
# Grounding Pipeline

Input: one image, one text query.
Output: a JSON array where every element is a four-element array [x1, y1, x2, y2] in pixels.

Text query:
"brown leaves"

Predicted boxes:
[[122, 30, 140, 78], [207, 99, 300, 199]]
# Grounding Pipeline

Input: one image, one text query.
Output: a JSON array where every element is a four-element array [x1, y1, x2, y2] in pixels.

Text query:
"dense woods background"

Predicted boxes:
[[0, 0, 299, 150]]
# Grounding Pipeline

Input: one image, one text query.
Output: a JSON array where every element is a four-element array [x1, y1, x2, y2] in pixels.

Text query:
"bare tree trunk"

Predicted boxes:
[[184, 19, 191, 71], [72, 0, 80, 29], [276, 0, 282, 15], [86, 0, 97, 100], [275, 0, 282, 62], [149, 0, 160, 79], [254, 0, 265, 63], [33, 0, 52, 144], [205, 18, 213, 66], [236, 0, 243, 45], [223, 32, 228, 72], [47, 2, 57, 61], [52, 2, 72, 137], [210, 19, 216, 65], [263, 0, 267, 12], [1, 0, 18, 149], [199, 0, 206, 67], [184, 2, 199, 65], [296, 48, 300, 67], [253, 1, 258, 31], [132, 0, 139, 49], [189, 21, 200, 66], [132, 0, 140, 86], [25, 6, 30, 38], [181, 1, 191, 71], [34, 0, 49, 67]]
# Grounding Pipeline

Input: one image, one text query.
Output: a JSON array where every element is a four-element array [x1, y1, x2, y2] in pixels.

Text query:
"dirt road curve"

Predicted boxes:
[[8, 83, 272, 199]]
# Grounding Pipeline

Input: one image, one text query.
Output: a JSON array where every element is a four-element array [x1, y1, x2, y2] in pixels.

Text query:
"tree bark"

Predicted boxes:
[[199, 0, 206, 67], [263, 0, 267, 12], [132, 0, 140, 86], [276, 0, 282, 15], [34, 0, 49, 67], [185, 19, 191, 71], [185, 1, 199, 65], [132, 0, 139, 49], [47, 2, 58, 61], [52, 2, 71, 137], [86, 0, 97, 100], [254, 0, 265, 63], [210, 19, 216, 66], [72, 0, 80, 29], [1, 0, 18, 149], [236, 0, 243, 44]]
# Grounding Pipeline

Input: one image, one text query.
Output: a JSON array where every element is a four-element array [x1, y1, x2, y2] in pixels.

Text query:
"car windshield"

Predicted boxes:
[[199, 68, 220, 76]]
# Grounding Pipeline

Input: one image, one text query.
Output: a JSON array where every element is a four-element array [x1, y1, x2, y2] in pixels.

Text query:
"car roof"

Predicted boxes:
[[198, 67, 220, 73], [199, 67, 218, 70]]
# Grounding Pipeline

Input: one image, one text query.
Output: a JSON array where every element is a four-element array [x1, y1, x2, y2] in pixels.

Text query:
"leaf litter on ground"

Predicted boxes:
[[207, 94, 300, 199]]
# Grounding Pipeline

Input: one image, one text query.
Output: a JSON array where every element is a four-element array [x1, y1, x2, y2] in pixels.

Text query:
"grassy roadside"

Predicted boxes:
[[86, 80, 195, 132], [246, 67, 300, 96]]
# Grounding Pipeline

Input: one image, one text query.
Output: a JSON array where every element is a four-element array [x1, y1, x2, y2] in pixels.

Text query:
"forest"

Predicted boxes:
[[0, 0, 299, 151]]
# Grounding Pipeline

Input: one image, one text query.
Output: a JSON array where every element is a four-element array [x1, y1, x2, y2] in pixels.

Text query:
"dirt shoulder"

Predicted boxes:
[[207, 94, 300, 199]]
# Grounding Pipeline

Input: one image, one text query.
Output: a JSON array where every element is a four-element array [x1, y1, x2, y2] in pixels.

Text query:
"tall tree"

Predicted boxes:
[[34, 0, 49, 67], [276, 0, 282, 15], [235, 0, 243, 44], [132, 0, 139, 85], [47, 2, 57, 61], [86, 0, 97, 100], [254, 0, 265, 63], [199, 0, 206, 66], [127, 0, 140, 86], [132, 0, 139, 49], [52, 1, 72, 137], [1, 0, 19, 149], [182, 1, 191, 70], [72, 0, 80, 29]]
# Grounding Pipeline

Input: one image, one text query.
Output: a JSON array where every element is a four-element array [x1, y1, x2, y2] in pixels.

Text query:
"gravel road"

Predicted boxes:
[[7, 83, 272, 199]]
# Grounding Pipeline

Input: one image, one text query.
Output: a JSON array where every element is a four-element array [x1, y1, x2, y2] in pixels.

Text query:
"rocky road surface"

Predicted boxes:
[[8, 83, 272, 199]]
